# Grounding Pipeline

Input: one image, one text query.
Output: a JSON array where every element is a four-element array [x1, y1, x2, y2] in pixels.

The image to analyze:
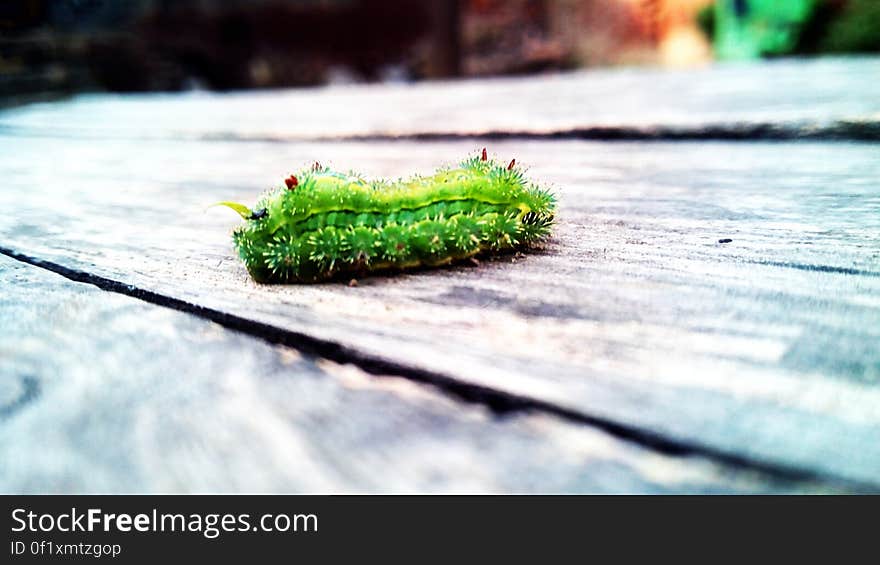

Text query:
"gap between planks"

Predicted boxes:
[[2, 120, 880, 144], [1, 244, 874, 493]]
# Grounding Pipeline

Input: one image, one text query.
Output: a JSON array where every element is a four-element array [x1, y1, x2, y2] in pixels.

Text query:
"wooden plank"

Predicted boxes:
[[0, 57, 878, 140], [0, 135, 878, 487], [0, 255, 816, 493]]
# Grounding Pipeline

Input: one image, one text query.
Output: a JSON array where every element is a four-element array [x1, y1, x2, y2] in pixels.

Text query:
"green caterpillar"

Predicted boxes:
[[217, 149, 556, 283]]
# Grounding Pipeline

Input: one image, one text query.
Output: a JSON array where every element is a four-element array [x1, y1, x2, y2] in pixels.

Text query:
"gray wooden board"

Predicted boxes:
[[0, 57, 878, 141], [0, 134, 877, 487], [1, 256, 817, 493]]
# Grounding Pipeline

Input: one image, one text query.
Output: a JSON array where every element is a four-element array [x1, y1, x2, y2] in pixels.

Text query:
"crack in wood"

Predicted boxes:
[[749, 261, 880, 278], [2, 119, 880, 144], [1, 244, 876, 492]]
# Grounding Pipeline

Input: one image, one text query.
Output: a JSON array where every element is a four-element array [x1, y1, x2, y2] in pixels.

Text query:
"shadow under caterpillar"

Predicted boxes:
[[216, 149, 556, 283]]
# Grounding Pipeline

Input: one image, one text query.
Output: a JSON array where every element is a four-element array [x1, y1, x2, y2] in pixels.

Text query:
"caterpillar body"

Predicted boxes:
[[217, 150, 556, 283]]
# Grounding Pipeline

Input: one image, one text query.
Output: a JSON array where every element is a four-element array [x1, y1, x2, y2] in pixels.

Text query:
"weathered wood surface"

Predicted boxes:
[[2, 57, 879, 492], [0, 132, 877, 488], [0, 57, 878, 141], [2, 256, 817, 493]]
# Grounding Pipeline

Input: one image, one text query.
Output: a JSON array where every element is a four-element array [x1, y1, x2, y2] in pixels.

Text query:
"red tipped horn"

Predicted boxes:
[[507, 159, 516, 170], [480, 148, 488, 162], [285, 174, 298, 189]]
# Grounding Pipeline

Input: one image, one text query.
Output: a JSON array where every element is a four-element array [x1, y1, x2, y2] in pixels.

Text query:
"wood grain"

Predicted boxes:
[[1, 256, 819, 493], [0, 57, 878, 141], [0, 134, 877, 487]]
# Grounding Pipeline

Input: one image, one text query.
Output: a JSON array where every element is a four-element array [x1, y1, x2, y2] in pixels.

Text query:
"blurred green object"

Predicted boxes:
[[713, 0, 818, 59], [820, 0, 880, 52]]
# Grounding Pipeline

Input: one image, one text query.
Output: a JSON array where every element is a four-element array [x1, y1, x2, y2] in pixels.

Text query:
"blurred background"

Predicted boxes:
[[1, 0, 879, 104]]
